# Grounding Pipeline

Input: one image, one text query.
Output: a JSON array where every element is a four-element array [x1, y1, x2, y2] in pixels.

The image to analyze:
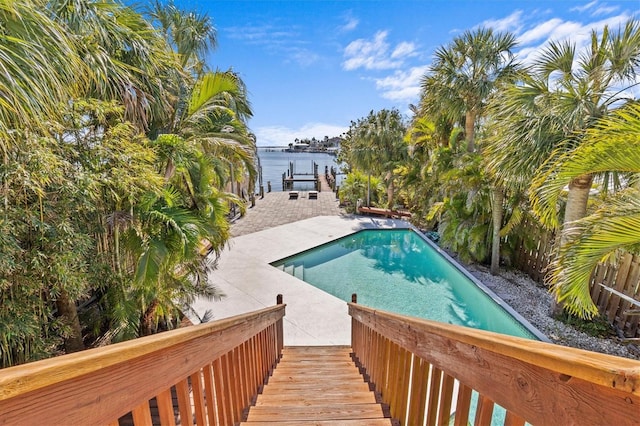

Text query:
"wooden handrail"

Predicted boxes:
[[0, 300, 285, 425], [349, 302, 640, 425]]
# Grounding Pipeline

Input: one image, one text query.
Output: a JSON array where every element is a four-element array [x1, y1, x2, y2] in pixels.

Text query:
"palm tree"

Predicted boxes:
[[148, 2, 255, 187], [0, 0, 152, 357], [488, 19, 640, 283], [49, 0, 178, 130], [124, 2, 256, 335], [418, 27, 519, 272], [533, 102, 640, 318], [38, 0, 180, 353], [343, 109, 406, 208], [0, 0, 86, 135], [484, 94, 538, 274], [420, 27, 519, 153], [149, 0, 216, 73], [153, 70, 256, 208], [127, 73, 254, 336]]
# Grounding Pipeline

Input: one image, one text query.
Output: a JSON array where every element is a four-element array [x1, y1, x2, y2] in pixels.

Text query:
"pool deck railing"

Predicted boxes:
[[1, 296, 639, 425]]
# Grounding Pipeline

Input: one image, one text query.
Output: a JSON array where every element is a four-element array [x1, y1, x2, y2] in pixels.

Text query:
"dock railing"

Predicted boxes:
[[0, 298, 285, 426], [349, 300, 640, 425]]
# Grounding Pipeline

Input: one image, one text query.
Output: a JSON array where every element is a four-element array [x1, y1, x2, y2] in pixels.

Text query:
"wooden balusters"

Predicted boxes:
[[175, 378, 193, 426], [349, 301, 640, 426], [202, 365, 217, 425], [212, 357, 229, 425], [191, 370, 207, 426], [408, 356, 429, 424], [156, 389, 177, 426], [453, 384, 472, 426], [438, 373, 455, 425]]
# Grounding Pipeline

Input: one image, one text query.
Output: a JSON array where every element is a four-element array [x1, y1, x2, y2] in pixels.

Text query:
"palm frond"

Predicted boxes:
[[531, 102, 640, 228], [548, 188, 640, 318]]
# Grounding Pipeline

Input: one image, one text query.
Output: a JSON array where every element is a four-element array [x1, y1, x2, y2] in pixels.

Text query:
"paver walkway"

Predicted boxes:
[[231, 189, 346, 237]]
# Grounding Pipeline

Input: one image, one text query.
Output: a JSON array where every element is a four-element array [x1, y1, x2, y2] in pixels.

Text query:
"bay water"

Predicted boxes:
[[256, 148, 344, 192]]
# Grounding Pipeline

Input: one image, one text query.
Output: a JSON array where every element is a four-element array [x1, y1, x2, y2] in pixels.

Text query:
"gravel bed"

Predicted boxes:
[[463, 263, 640, 360]]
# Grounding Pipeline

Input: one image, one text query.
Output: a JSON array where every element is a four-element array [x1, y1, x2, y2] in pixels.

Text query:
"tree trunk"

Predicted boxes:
[[141, 299, 160, 336], [386, 172, 395, 209], [560, 174, 593, 246], [367, 173, 371, 207], [552, 173, 593, 315], [490, 186, 504, 275], [164, 158, 176, 181], [465, 110, 476, 152], [56, 290, 84, 353]]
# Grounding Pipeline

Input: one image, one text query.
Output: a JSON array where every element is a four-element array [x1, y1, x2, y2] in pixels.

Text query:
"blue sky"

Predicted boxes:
[[178, 0, 638, 146]]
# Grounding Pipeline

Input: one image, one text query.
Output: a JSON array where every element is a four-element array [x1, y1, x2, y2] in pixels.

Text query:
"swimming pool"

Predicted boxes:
[[272, 229, 546, 340]]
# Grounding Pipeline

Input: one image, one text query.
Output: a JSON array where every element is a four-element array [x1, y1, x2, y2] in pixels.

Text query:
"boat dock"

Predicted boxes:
[[281, 161, 338, 192]]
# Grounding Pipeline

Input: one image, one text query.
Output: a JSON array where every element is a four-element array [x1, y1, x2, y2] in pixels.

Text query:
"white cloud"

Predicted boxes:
[[514, 12, 632, 65], [224, 23, 325, 68], [287, 48, 321, 67], [343, 31, 415, 71], [517, 18, 565, 45], [592, 5, 620, 16], [340, 17, 359, 32], [254, 123, 349, 147], [570, 1, 598, 13], [225, 25, 299, 46], [374, 65, 430, 103], [481, 10, 524, 33], [391, 42, 418, 59]]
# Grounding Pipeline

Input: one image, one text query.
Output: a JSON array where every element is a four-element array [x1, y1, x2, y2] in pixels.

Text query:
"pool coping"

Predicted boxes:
[[190, 215, 547, 345], [415, 231, 550, 342]]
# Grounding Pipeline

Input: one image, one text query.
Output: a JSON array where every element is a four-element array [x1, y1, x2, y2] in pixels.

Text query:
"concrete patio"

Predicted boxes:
[[192, 214, 414, 345]]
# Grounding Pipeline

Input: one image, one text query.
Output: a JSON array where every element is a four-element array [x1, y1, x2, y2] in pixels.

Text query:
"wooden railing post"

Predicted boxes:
[[276, 294, 284, 357], [351, 294, 357, 356]]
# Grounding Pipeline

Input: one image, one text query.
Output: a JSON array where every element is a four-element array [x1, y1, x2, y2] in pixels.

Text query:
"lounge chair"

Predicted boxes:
[[308, 190, 318, 199], [289, 191, 299, 199]]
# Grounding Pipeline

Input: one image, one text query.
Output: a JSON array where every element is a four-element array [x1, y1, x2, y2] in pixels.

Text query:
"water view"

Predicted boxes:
[[256, 148, 344, 192]]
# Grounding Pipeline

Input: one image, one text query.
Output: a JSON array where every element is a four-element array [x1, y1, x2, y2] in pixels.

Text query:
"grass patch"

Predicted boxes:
[[556, 311, 614, 338]]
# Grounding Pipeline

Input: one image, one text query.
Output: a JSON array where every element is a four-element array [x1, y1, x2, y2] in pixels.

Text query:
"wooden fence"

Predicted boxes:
[[0, 300, 285, 425], [512, 221, 640, 339], [511, 218, 554, 283], [590, 252, 640, 339], [349, 301, 640, 426]]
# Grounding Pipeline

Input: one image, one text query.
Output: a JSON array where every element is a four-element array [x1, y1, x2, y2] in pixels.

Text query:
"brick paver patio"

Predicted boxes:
[[231, 188, 347, 237]]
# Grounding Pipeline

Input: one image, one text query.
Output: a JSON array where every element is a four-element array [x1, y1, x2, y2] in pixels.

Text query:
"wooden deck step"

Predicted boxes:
[[242, 420, 393, 426], [241, 346, 394, 425]]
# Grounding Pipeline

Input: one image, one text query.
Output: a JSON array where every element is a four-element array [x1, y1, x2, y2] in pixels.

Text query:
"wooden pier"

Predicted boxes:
[[283, 175, 318, 189], [281, 162, 338, 192], [282, 161, 319, 191]]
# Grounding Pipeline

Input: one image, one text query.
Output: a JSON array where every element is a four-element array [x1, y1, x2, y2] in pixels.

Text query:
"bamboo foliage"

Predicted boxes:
[[0, 0, 255, 367]]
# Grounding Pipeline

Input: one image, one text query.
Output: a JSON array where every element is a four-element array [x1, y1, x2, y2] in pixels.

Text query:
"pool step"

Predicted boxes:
[[282, 262, 305, 280], [293, 264, 304, 280]]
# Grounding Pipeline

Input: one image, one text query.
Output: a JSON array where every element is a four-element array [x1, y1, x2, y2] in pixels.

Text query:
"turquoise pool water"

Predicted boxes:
[[272, 229, 544, 340]]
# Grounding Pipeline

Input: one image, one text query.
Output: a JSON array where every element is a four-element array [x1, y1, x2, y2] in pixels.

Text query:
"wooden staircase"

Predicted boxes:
[[241, 346, 394, 425]]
